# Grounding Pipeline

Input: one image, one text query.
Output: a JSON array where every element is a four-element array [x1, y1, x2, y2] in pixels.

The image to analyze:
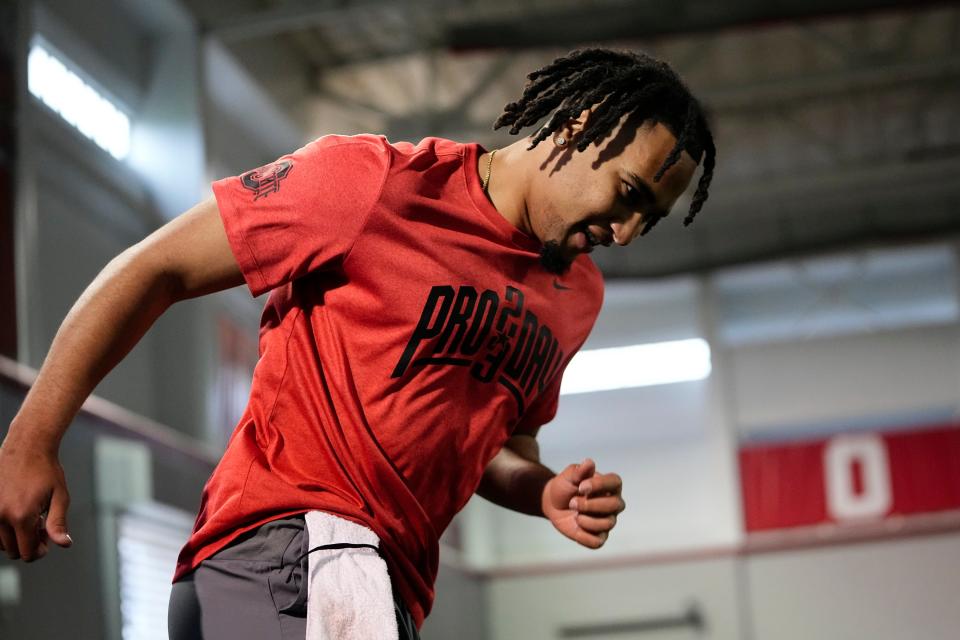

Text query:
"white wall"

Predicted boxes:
[[732, 324, 960, 442], [488, 557, 744, 640], [486, 531, 960, 640], [475, 427, 742, 566], [746, 532, 960, 640]]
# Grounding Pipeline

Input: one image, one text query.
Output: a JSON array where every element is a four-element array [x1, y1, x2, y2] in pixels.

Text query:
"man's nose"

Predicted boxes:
[[611, 213, 642, 246]]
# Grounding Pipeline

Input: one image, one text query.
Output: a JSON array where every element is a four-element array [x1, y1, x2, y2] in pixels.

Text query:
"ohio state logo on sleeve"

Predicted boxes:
[[240, 160, 293, 200]]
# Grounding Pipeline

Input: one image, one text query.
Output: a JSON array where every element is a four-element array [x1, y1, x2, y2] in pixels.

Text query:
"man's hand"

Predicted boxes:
[[542, 458, 625, 549], [0, 437, 73, 561]]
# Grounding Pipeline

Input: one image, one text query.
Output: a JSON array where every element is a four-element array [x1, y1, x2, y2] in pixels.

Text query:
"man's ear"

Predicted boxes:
[[565, 114, 584, 134], [559, 106, 597, 144]]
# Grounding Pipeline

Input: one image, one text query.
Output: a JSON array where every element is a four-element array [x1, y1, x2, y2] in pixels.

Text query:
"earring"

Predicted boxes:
[[555, 136, 566, 146]]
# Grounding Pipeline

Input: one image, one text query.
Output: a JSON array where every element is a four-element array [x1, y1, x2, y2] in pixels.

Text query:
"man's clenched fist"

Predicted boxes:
[[541, 458, 625, 549], [0, 440, 73, 562]]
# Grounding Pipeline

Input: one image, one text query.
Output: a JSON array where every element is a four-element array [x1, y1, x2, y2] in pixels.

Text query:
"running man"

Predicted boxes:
[[0, 46, 714, 639]]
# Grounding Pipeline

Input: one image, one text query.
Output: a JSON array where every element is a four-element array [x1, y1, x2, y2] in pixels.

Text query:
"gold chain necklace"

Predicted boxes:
[[481, 149, 497, 192]]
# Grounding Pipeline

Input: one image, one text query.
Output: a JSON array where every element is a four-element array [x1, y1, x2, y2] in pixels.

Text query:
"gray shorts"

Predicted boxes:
[[167, 513, 420, 640]]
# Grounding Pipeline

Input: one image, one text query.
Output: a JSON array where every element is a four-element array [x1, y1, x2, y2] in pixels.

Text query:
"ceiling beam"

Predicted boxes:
[[703, 55, 960, 113], [206, 0, 953, 49], [207, 0, 409, 42], [444, 1, 953, 52]]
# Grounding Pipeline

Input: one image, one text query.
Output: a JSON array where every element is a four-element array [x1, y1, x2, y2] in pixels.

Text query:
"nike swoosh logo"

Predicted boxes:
[[553, 278, 571, 290]]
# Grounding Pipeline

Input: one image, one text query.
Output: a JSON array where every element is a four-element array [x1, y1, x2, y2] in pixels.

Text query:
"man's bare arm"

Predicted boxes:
[[0, 196, 243, 561], [476, 434, 556, 517], [477, 433, 627, 550], [3, 196, 243, 454]]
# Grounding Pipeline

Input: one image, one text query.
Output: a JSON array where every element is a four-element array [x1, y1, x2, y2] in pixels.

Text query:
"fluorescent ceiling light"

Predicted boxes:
[[559, 338, 711, 395], [27, 42, 131, 160]]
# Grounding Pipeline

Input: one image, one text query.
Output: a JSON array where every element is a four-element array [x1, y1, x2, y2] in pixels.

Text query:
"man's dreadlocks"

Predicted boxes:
[[493, 47, 715, 234]]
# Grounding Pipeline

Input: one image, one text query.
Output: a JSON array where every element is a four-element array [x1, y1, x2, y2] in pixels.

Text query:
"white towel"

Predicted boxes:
[[304, 510, 399, 640]]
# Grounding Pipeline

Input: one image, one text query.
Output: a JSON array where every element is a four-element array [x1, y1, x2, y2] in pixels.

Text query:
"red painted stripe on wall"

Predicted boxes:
[[740, 423, 960, 532]]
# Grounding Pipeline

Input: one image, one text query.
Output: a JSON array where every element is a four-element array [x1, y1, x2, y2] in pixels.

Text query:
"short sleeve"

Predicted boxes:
[[512, 317, 598, 438], [512, 345, 580, 438], [212, 134, 391, 297], [512, 370, 563, 438]]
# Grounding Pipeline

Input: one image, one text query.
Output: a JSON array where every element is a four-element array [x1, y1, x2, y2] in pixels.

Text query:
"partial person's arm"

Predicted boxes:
[[477, 429, 626, 550], [0, 196, 244, 562], [476, 434, 555, 517]]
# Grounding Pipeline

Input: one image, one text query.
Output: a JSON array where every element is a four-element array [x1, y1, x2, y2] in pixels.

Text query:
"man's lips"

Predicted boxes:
[[583, 225, 612, 247], [572, 231, 592, 252], [569, 224, 613, 253]]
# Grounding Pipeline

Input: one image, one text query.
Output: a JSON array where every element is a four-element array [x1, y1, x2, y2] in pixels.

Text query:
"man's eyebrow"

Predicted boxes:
[[625, 171, 669, 218]]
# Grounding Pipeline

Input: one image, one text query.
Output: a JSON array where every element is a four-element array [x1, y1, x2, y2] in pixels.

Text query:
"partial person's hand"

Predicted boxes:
[[542, 457, 625, 549], [0, 437, 73, 562]]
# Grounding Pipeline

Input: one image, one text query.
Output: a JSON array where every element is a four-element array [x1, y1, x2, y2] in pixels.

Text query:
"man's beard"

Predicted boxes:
[[539, 240, 573, 275]]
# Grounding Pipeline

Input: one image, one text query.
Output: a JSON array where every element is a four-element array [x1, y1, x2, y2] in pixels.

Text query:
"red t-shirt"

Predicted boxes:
[[172, 133, 604, 629]]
